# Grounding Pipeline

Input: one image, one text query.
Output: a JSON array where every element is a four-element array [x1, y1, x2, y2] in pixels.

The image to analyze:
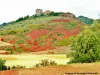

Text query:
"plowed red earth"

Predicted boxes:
[[25, 29, 49, 41], [51, 19, 72, 22], [24, 26, 80, 52], [8, 19, 80, 52], [0, 70, 18, 75]]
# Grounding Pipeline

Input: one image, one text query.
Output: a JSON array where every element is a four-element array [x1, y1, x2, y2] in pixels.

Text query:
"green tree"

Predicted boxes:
[[77, 16, 93, 24], [23, 15, 29, 20], [15, 17, 24, 22], [0, 59, 7, 71], [69, 29, 100, 63]]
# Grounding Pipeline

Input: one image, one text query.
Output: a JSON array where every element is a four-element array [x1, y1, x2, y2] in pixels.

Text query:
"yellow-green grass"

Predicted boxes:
[[0, 54, 70, 68]]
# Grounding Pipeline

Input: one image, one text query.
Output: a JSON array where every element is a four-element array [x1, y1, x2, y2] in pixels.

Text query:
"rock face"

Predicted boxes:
[[35, 9, 43, 16]]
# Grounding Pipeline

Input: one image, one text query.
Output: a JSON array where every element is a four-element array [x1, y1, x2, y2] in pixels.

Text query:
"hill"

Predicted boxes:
[[0, 15, 86, 53]]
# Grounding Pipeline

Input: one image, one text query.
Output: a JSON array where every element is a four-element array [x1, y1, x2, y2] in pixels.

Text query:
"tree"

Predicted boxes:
[[40, 13, 44, 16], [0, 59, 7, 71], [69, 29, 100, 63], [8, 30, 17, 35], [23, 15, 29, 20], [48, 12, 61, 16], [15, 17, 24, 22], [2, 22, 7, 26], [77, 16, 93, 24], [48, 12, 55, 16]]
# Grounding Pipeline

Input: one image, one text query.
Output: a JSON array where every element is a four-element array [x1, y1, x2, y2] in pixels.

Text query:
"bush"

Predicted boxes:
[[6, 48, 13, 54], [54, 38, 70, 46], [16, 40, 25, 44], [68, 22, 76, 29], [11, 65, 25, 69], [0, 59, 7, 71], [8, 30, 17, 35], [69, 29, 100, 63], [35, 59, 57, 67]]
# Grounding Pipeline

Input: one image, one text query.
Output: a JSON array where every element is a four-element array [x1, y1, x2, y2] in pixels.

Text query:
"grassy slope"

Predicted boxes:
[[0, 16, 64, 42], [0, 16, 61, 36], [0, 16, 84, 36]]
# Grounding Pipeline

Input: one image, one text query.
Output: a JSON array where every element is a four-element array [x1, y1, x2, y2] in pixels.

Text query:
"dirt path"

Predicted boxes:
[[17, 63, 100, 75]]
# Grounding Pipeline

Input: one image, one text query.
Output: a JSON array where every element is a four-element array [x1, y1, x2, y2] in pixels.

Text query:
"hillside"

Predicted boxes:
[[0, 16, 85, 53]]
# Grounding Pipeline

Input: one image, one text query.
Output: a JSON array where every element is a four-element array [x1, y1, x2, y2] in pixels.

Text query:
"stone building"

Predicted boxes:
[[44, 10, 51, 15], [35, 9, 43, 16]]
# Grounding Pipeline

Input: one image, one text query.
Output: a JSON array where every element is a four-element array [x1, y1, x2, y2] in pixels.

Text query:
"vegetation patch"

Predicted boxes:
[[69, 29, 100, 63]]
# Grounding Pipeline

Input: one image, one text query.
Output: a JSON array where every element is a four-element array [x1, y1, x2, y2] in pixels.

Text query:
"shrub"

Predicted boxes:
[[6, 48, 13, 54], [8, 30, 17, 35], [54, 38, 70, 46], [0, 59, 7, 71], [40, 59, 49, 66], [65, 22, 76, 30], [35, 59, 57, 67], [16, 40, 25, 44], [35, 64, 39, 67], [14, 46, 24, 53], [11, 65, 25, 69], [68, 22, 76, 29], [69, 29, 100, 63]]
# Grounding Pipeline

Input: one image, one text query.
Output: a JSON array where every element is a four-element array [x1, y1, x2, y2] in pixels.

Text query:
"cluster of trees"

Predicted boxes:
[[0, 12, 94, 28], [0, 15, 30, 27], [48, 12, 62, 16], [0, 11, 66, 27], [0, 59, 7, 71], [77, 16, 93, 24], [0, 21, 14, 27], [15, 15, 29, 23], [0, 59, 25, 71], [31, 12, 62, 18], [69, 21, 100, 63]]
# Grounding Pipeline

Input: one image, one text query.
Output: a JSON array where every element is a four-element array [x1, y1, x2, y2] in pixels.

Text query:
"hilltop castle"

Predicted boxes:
[[35, 9, 51, 16], [35, 9, 75, 18]]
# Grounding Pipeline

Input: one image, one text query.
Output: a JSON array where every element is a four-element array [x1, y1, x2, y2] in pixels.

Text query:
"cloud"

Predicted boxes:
[[0, 0, 100, 23]]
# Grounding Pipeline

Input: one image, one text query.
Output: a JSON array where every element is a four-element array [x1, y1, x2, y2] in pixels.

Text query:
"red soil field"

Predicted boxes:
[[51, 19, 72, 22], [0, 70, 18, 75], [22, 25, 80, 52], [25, 29, 49, 41], [7, 19, 80, 52]]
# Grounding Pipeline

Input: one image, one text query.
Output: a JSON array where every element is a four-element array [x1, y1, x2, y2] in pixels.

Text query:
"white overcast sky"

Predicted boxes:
[[0, 0, 100, 23]]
